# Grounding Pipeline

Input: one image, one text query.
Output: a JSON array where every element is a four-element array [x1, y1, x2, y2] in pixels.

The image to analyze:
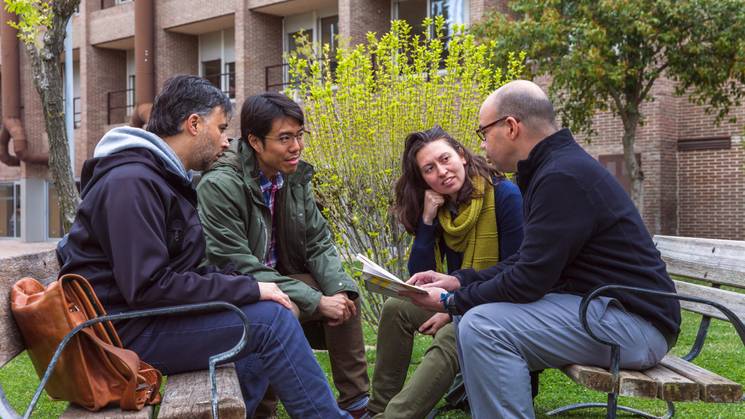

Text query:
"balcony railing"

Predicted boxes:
[[265, 63, 290, 92], [265, 61, 337, 92], [107, 88, 135, 125], [73, 97, 81, 129]]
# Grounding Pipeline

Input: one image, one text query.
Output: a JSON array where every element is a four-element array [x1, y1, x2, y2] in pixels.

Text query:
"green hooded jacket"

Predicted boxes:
[[197, 139, 359, 317]]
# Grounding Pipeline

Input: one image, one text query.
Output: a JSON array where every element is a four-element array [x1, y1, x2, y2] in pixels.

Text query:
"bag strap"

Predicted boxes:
[[81, 327, 162, 409], [60, 274, 162, 409], [61, 274, 123, 347]]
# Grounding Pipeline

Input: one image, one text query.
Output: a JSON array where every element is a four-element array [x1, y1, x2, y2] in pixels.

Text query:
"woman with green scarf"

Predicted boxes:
[[367, 126, 526, 418]]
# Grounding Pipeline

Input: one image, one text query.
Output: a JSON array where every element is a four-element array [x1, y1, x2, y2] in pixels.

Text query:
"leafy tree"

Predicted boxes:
[[5, 0, 80, 231], [471, 0, 745, 211], [288, 17, 524, 325]]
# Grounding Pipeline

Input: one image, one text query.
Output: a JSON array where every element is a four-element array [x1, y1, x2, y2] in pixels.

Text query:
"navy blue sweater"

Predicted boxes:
[[408, 179, 524, 275], [453, 129, 681, 343], [57, 148, 260, 343]]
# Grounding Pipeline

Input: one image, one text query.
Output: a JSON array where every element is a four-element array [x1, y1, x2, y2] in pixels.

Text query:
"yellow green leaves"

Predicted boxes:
[[286, 19, 523, 325]]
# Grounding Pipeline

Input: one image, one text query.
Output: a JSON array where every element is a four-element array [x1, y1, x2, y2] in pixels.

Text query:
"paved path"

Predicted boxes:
[[0, 240, 59, 259]]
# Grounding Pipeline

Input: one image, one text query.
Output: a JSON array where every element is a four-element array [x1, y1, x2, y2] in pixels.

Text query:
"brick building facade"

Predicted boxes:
[[0, 0, 743, 242]]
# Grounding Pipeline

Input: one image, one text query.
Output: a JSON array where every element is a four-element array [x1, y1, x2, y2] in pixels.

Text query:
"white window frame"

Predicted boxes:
[[198, 29, 236, 101], [391, 0, 470, 29], [0, 182, 21, 239]]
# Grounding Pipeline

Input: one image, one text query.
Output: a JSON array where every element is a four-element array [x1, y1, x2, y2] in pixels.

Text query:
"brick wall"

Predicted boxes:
[[81, 46, 126, 159], [158, 0, 236, 30], [338, 0, 390, 47], [154, 31, 198, 94], [676, 88, 745, 240], [678, 144, 744, 240], [237, 10, 282, 97], [87, 0, 135, 46]]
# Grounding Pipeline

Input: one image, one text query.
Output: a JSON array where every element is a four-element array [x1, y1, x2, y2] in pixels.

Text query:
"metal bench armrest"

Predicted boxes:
[[20, 301, 249, 419], [579, 285, 745, 350]]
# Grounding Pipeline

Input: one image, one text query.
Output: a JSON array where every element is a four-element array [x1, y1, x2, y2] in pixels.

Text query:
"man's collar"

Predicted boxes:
[[258, 170, 285, 191]]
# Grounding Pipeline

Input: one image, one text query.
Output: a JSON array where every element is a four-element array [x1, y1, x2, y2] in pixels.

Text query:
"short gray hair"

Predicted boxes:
[[493, 83, 557, 130]]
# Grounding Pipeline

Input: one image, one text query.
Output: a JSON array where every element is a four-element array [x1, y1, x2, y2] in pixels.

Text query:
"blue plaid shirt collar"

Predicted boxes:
[[258, 171, 284, 196]]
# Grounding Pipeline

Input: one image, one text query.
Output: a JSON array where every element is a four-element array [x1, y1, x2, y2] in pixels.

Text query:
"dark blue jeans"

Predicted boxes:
[[124, 301, 350, 418]]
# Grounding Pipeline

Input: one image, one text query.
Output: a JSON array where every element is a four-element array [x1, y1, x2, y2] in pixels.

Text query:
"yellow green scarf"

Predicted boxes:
[[435, 175, 499, 272]]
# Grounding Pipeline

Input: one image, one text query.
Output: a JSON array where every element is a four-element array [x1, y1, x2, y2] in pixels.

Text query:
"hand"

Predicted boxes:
[[318, 293, 356, 326], [401, 286, 448, 312], [421, 190, 445, 225], [258, 282, 293, 310], [419, 312, 451, 336], [407, 270, 461, 291]]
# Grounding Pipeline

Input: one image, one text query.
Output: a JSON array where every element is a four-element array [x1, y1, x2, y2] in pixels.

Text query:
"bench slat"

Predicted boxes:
[[61, 405, 153, 418], [674, 280, 745, 322], [660, 355, 743, 402], [0, 250, 59, 367], [642, 364, 699, 401], [561, 365, 657, 398], [655, 235, 745, 289], [158, 364, 245, 419]]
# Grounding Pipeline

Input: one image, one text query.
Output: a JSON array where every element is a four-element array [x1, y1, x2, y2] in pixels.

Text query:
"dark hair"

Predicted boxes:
[[240, 92, 304, 144], [393, 126, 503, 234], [146, 75, 233, 137]]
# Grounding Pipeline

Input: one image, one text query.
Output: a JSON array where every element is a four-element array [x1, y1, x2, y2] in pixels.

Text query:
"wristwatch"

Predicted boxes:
[[439, 292, 459, 316]]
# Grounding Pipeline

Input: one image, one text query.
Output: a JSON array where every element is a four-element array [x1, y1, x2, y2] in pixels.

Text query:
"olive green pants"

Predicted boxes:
[[368, 298, 459, 419]]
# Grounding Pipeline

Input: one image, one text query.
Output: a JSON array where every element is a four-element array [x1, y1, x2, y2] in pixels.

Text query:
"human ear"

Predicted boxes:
[[247, 134, 263, 153], [186, 114, 200, 136]]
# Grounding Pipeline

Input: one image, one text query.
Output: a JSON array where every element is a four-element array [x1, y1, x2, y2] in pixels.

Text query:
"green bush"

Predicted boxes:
[[288, 17, 525, 326]]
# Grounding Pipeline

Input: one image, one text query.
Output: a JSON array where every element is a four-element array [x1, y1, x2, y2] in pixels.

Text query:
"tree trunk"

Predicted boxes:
[[621, 111, 644, 213], [32, 53, 80, 231], [20, 0, 81, 233]]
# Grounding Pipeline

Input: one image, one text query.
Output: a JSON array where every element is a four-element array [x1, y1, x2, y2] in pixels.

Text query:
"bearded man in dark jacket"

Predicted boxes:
[[56, 75, 350, 418], [405, 80, 681, 419]]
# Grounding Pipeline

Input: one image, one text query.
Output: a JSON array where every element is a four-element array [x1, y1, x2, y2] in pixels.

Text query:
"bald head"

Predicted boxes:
[[483, 80, 558, 136]]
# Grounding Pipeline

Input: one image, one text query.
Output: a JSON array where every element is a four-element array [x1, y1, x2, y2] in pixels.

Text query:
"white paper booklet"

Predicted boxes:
[[356, 253, 427, 301]]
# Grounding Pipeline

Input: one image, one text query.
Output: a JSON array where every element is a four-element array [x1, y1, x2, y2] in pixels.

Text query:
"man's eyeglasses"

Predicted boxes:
[[264, 128, 309, 146], [475, 116, 519, 142]]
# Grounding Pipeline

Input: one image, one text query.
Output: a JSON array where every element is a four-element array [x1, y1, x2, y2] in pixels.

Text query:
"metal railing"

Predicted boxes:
[[265, 60, 337, 92], [265, 63, 289, 92], [73, 97, 81, 129], [107, 88, 135, 125]]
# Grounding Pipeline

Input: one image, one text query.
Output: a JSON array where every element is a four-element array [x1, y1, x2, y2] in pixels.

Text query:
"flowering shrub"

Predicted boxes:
[[288, 17, 525, 325]]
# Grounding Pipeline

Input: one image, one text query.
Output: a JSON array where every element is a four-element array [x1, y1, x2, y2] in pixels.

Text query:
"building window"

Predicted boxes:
[[393, 0, 468, 37], [224, 62, 236, 99], [320, 15, 339, 74], [100, 0, 132, 9], [202, 59, 222, 90], [287, 29, 314, 58], [396, 0, 427, 37], [0, 183, 20, 238], [598, 154, 641, 196], [199, 29, 236, 99]]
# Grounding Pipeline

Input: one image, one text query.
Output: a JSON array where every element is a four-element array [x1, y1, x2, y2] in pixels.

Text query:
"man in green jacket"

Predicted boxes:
[[197, 92, 369, 418]]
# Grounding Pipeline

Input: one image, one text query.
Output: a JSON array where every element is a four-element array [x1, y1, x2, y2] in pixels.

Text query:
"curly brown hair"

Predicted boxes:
[[393, 126, 503, 234]]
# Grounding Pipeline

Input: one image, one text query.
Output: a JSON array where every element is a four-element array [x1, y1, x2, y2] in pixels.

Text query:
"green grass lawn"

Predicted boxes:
[[2, 310, 743, 418]]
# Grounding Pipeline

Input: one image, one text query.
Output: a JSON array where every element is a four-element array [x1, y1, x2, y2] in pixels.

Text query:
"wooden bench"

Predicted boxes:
[[548, 235, 745, 418], [0, 250, 246, 418]]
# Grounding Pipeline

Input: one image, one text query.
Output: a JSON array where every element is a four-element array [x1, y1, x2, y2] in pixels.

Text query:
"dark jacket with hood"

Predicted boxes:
[[453, 128, 681, 346], [56, 127, 260, 343]]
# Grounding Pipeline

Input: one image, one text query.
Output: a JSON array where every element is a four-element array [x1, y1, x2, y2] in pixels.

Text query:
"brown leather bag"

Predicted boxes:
[[10, 274, 162, 411]]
